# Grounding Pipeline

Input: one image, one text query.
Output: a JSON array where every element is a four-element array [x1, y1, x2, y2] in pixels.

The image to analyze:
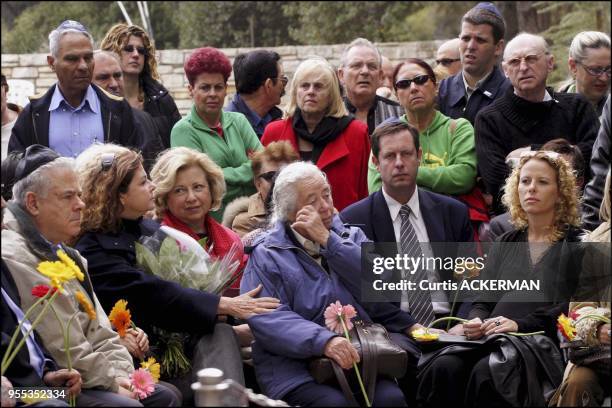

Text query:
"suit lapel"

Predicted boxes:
[[371, 191, 396, 243], [419, 190, 444, 242]]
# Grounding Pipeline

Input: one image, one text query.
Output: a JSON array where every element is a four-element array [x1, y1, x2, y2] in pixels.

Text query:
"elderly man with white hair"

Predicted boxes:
[[474, 32, 599, 214], [8, 20, 149, 160], [240, 161, 435, 407]]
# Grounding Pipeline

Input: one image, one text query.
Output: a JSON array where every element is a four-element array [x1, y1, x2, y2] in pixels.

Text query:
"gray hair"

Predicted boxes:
[[340, 37, 382, 68], [49, 27, 94, 58], [93, 49, 121, 64], [569, 31, 611, 63], [13, 157, 75, 205], [271, 162, 330, 224], [504, 32, 550, 60]]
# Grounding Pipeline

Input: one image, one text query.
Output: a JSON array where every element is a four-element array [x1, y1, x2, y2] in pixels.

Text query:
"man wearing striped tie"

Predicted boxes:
[[341, 119, 475, 324]]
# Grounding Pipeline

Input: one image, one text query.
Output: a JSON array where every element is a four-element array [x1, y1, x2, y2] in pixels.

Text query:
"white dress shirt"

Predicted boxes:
[[381, 187, 450, 314]]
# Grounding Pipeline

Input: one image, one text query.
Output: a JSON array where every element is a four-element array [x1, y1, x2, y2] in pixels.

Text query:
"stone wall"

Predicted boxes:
[[2, 40, 446, 116]]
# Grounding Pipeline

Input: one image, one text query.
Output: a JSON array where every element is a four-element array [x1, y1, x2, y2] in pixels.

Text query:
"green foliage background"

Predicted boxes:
[[2, 1, 610, 86]]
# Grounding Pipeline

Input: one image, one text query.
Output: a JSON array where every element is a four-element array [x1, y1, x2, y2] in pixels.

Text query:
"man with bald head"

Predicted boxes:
[[92, 50, 163, 170], [436, 39, 462, 76], [475, 32, 599, 214]]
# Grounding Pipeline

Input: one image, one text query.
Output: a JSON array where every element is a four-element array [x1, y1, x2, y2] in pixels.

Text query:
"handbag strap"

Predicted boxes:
[[355, 323, 378, 403], [331, 360, 359, 406]]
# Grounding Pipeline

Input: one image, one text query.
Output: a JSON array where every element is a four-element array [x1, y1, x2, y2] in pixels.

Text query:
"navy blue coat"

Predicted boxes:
[[240, 217, 417, 399], [436, 65, 511, 125], [75, 218, 220, 335]]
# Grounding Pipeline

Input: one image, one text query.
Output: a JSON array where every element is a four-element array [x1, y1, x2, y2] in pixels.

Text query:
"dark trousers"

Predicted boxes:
[[75, 382, 181, 407], [416, 350, 508, 408], [284, 379, 407, 407]]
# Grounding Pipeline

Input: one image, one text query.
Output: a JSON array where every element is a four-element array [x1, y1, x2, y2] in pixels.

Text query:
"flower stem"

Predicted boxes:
[[507, 331, 545, 336], [49, 305, 76, 407], [428, 316, 468, 330], [447, 289, 462, 331], [339, 318, 371, 407], [576, 314, 611, 324], [1, 290, 60, 375]]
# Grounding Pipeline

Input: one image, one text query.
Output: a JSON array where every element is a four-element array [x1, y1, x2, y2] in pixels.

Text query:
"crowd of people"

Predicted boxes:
[[1, 2, 611, 407]]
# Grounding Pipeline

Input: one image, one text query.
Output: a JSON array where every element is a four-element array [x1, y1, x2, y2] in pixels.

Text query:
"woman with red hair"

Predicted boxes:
[[171, 47, 262, 220]]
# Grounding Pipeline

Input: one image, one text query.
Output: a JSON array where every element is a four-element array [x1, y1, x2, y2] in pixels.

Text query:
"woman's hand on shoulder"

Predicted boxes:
[[218, 284, 280, 320]]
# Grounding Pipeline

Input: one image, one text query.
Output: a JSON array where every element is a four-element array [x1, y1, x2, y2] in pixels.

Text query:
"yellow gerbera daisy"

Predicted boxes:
[[56, 249, 84, 282], [75, 291, 97, 320], [140, 357, 161, 383], [37, 260, 75, 289]]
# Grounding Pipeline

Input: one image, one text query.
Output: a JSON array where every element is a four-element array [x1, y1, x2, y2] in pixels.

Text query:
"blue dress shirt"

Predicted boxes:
[[48, 84, 104, 157]]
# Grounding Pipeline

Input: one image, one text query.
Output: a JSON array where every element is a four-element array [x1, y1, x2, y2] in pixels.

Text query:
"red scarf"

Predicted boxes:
[[161, 211, 247, 295]]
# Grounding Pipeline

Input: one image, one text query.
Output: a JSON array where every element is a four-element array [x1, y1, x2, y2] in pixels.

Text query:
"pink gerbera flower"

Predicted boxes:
[[130, 368, 155, 400], [324, 301, 357, 334]]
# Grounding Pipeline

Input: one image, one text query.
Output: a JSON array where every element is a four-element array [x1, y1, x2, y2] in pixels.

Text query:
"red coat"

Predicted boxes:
[[261, 118, 370, 211]]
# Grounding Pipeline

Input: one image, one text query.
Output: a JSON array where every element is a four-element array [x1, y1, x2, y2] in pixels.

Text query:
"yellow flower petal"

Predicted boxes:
[[141, 357, 161, 383], [412, 328, 439, 341], [75, 291, 97, 320], [57, 249, 84, 281]]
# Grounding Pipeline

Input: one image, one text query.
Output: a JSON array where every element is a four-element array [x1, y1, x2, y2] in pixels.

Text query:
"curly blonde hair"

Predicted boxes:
[[150, 147, 226, 219], [100, 23, 159, 81], [502, 151, 581, 242], [76, 144, 143, 234]]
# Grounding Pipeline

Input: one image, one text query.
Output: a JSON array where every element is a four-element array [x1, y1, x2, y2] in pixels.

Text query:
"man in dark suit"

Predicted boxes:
[[341, 120, 474, 322]]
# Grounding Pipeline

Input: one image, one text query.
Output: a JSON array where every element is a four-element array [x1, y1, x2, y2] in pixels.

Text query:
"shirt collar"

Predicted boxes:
[[513, 88, 554, 102], [49, 84, 99, 113], [462, 69, 494, 94], [343, 95, 378, 114], [232, 93, 269, 128], [290, 227, 320, 257], [381, 186, 421, 224]]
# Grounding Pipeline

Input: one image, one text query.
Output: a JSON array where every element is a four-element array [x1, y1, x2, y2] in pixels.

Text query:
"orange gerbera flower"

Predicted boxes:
[[109, 299, 131, 337], [75, 291, 97, 320]]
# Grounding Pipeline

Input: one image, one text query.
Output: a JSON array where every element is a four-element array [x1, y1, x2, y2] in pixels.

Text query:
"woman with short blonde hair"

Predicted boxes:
[[151, 147, 249, 296], [261, 57, 370, 211]]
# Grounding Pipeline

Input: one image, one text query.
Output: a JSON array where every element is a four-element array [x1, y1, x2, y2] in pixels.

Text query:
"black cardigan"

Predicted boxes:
[[474, 87, 599, 214], [75, 218, 220, 335], [468, 226, 584, 340]]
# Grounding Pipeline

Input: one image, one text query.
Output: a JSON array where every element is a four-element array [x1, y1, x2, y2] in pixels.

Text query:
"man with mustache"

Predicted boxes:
[[339, 38, 404, 135], [475, 33, 599, 215], [437, 2, 510, 126], [8, 20, 150, 162], [225, 50, 287, 138]]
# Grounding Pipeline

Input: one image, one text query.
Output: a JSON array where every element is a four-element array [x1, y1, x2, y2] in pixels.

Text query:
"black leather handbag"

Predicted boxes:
[[309, 321, 407, 405]]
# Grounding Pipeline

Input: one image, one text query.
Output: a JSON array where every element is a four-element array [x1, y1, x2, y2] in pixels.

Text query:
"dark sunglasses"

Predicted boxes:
[[123, 45, 147, 56], [101, 153, 116, 171], [395, 75, 430, 90], [436, 58, 460, 67], [258, 171, 277, 182]]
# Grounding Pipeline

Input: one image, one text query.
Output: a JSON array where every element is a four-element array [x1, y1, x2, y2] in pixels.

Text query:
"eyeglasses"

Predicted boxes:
[[275, 75, 289, 86], [504, 53, 546, 68], [101, 153, 116, 171], [577, 62, 611, 77], [395, 75, 430, 90], [122, 45, 147, 56], [258, 171, 277, 182], [436, 58, 460, 67]]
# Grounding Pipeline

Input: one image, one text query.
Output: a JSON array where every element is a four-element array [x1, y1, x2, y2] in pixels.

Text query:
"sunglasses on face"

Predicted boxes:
[[395, 74, 430, 90], [258, 171, 277, 182], [436, 58, 460, 67], [122, 45, 147, 56]]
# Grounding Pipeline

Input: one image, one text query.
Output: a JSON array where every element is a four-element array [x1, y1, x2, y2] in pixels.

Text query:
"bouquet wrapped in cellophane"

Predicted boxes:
[[135, 225, 242, 378]]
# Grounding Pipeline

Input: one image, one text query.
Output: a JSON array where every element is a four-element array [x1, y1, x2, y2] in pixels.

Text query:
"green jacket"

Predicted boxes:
[[368, 111, 477, 195], [171, 107, 262, 220]]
